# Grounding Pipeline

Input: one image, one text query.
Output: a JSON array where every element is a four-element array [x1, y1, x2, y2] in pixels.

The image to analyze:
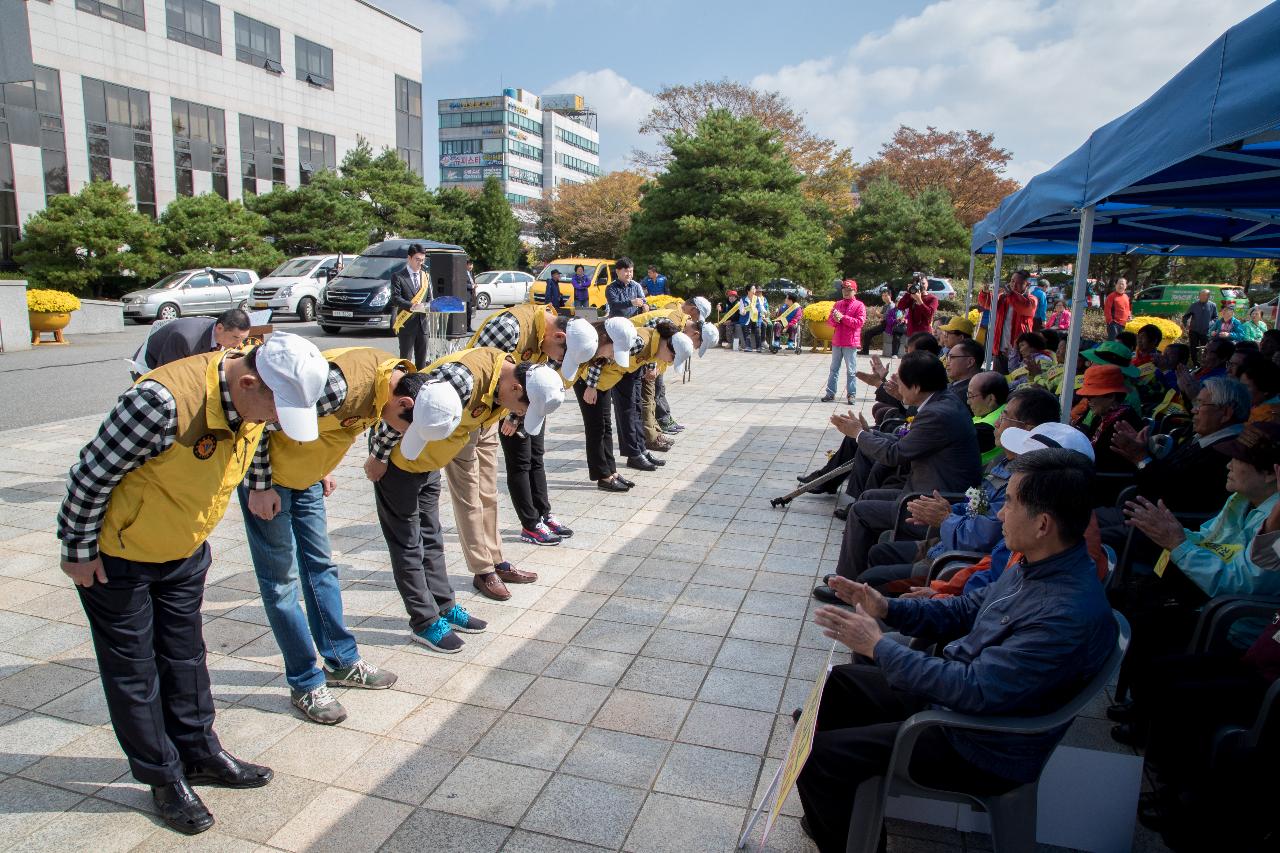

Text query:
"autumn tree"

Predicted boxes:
[[533, 170, 645, 259], [635, 79, 856, 222], [859, 126, 1020, 227]]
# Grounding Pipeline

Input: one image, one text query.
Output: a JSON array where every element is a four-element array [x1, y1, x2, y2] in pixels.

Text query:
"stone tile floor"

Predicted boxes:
[[0, 347, 1168, 852]]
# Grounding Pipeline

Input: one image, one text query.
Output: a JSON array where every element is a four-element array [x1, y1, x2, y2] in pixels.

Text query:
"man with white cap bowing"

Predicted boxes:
[[57, 331, 329, 836]]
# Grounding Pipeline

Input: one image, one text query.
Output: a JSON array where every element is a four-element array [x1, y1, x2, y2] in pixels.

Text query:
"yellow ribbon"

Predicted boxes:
[[393, 274, 430, 334]]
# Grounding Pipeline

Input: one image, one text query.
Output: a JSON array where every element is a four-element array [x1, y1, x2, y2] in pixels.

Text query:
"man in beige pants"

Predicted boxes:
[[445, 424, 537, 600]]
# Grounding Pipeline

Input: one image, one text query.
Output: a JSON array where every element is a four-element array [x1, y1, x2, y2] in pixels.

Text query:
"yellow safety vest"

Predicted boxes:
[[389, 347, 510, 473], [595, 328, 662, 391], [392, 271, 430, 333], [268, 348, 411, 490], [100, 351, 265, 563], [629, 308, 685, 330], [466, 303, 552, 364]]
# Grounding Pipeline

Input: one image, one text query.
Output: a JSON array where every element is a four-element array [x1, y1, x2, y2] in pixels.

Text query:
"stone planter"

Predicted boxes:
[[29, 310, 72, 345]]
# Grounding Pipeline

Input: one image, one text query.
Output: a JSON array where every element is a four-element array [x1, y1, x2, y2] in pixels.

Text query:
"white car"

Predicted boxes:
[[473, 270, 534, 309], [249, 255, 342, 322], [121, 268, 259, 322]]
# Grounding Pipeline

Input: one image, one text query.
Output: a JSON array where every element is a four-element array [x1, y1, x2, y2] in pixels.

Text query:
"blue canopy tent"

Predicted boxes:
[[967, 0, 1280, 420]]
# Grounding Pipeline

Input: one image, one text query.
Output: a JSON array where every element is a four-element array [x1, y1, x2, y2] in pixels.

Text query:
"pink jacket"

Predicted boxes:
[[827, 297, 866, 348]]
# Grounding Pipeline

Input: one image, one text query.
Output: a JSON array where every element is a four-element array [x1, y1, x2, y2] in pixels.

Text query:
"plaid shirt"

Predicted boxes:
[[472, 312, 521, 352], [368, 360, 474, 456], [246, 365, 350, 491], [585, 336, 647, 388], [57, 358, 240, 563]]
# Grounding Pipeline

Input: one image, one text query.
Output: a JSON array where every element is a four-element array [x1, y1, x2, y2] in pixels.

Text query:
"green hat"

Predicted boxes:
[[1082, 340, 1139, 377]]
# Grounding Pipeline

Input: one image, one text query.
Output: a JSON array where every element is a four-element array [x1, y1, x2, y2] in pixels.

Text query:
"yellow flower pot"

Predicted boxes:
[[29, 310, 72, 345], [806, 318, 833, 351]]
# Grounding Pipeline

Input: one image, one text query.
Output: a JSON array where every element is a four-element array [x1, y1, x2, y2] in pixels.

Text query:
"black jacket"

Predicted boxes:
[[856, 390, 983, 495], [390, 265, 428, 313]]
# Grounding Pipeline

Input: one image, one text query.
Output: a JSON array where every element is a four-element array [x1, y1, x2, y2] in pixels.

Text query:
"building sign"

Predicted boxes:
[[441, 97, 501, 112], [481, 152, 504, 164], [440, 153, 482, 167], [541, 94, 584, 112], [480, 126, 506, 137], [507, 99, 530, 116], [462, 166, 483, 181], [506, 127, 531, 143], [483, 166, 503, 179]]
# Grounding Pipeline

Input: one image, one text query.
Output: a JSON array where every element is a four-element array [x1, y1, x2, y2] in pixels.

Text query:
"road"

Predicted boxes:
[[0, 311, 502, 431]]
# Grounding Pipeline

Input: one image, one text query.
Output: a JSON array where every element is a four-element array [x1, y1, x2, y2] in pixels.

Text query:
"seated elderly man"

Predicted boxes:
[[814, 352, 982, 598], [797, 449, 1117, 852]]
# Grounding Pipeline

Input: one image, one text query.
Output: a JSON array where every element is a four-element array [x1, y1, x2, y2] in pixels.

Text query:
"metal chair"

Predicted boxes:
[[844, 611, 1131, 853], [924, 550, 986, 584], [888, 492, 967, 542]]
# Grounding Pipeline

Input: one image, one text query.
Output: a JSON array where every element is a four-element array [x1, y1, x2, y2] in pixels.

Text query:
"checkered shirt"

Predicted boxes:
[[367, 361, 474, 458], [585, 336, 647, 388], [246, 364, 350, 491], [472, 312, 521, 352]]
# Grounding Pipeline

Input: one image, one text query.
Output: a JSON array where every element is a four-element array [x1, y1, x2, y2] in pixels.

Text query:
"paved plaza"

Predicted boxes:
[[0, 348, 1157, 852]]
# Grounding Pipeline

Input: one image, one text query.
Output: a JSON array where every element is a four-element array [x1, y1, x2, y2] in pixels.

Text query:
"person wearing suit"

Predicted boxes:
[[391, 244, 430, 368], [130, 310, 252, 378], [815, 351, 984, 599], [465, 260, 476, 332]]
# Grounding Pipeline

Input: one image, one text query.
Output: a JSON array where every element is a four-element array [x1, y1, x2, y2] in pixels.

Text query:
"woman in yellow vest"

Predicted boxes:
[[630, 296, 715, 446], [238, 347, 414, 726], [55, 333, 329, 836], [369, 348, 564, 651], [567, 318, 642, 492]]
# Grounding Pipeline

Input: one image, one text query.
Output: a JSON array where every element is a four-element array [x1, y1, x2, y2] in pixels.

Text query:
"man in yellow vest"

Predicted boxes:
[[468, 304, 596, 547], [367, 348, 565, 648], [238, 348, 414, 726], [56, 332, 328, 836], [631, 296, 716, 450]]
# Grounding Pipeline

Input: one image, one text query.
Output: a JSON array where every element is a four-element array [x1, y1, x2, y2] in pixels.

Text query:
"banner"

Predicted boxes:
[[440, 153, 482, 167]]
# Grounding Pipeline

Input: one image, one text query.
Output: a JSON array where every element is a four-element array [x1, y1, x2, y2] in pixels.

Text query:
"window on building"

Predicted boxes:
[[166, 0, 221, 54], [507, 139, 542, 162], [506, 110, 542, 135], [234, 14, 282, 73], [82, 76, 155, 216], [0, 68, 68, 201], [557, 152, 601, 177], [297, 127, 335, 184], [295, 37, 333, 89], [557, 127, 599, 154], [507, 165, 541, 187], [172, 97, 227, 199], [505, 192, 533, 205], [440, 139, 482, 156], [76, 0, 145, 30], [395, 75, 422, 176], [239, 114, 283, 196]]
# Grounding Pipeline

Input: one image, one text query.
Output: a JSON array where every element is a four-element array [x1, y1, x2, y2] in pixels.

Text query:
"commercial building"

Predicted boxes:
[[0, 0, 423, 265], [437, 88, 601, 236]]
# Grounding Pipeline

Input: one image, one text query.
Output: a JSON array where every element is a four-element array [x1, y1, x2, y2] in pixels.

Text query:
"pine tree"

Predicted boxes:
[[340, 139, 472, 246], [246, 171, 376, 256], [833, 179, 968, 284], [467, 177, 520, 271], [626, 109, 836, 297], [157, 193, 283, 274]]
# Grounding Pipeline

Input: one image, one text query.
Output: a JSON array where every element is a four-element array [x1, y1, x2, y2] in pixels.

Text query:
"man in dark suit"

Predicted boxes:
[[465, 260, 476, 332], [816, 351, 983, 598], [391, 244, 430, 368], [131, 309, 251, 378]]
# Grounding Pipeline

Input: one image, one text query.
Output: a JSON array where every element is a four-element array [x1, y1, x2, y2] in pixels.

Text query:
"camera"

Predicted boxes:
[[908, 283, 923, 295]]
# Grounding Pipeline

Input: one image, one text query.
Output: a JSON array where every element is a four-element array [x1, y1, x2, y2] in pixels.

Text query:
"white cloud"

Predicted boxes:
[[399, 0, 470, 67], [472, 0, 554, 10], [751, 0, 1272, 180], [544, 69, 657, 172]]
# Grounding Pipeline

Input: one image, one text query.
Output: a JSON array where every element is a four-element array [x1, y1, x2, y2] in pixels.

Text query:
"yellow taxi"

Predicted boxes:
[[529, 258, 615, 311]]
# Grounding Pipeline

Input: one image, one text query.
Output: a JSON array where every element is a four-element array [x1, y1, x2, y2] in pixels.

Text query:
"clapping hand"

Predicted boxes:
[[831, 308, 843, 322], [1111, 421, 1150, 464], [1123, 496, 1187, 551], [830, 410, 869, 439]]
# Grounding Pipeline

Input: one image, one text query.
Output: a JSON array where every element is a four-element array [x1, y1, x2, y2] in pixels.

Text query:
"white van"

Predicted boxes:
[[249, 255, 341, 321]]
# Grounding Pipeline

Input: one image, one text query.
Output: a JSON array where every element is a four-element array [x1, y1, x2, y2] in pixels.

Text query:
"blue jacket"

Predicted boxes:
[[926, 458, 1012, 561], [606, 280, 645, 318], [1030, 286, 1048, 322], [875, 542, 1117, 782], [645, 274, 667, 296]]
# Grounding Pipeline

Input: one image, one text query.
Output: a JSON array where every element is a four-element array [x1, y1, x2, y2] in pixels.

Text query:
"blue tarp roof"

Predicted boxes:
[[971, 1, 1280, 257]]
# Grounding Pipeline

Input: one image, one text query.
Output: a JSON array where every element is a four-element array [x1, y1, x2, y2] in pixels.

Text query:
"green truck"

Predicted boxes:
[[1128, 283, 1247, 317]]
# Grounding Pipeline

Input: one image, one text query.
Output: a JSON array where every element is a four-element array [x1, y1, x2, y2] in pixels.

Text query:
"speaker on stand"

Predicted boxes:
[[428, 252, 470, 339]]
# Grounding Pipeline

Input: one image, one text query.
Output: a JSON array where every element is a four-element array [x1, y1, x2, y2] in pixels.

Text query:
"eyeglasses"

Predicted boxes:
[[996, 410, 1030, 427], [950, 353, 976, 362]]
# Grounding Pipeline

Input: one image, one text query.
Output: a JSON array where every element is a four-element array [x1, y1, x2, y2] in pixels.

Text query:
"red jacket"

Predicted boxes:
[[1104, 292, 1131, 325], [978, 287, 1036, 353], [896, 293, 939, 336]]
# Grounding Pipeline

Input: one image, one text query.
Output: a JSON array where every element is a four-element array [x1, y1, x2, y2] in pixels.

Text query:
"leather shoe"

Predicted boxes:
[[627, 455, 656, 472], [495, 562, 538, 584], [811, 584, 842, 605], [184, 750, 273, 789], [1106, 700, 1135, 723], [644, 452, 666, 467], [797, 470, 821, 484], [646, 439, 672, 453], [473, 572, 511, 601], [833, 505, 849, 521], [152, 779, 214, 835], [614, 474, 636, 488], [1110, 721, 1145, 748], [597, 477, 628, 493]]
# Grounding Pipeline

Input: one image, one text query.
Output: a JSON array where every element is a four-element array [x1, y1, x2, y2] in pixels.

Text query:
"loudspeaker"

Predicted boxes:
[[427, 251, 470, 338]]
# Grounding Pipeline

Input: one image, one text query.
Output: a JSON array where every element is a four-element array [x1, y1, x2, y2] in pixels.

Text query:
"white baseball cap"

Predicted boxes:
[[697, 321, 718, 357], [253, 331, 328, 442], [692, 296, 712, 323], [399, 381, 463, 460], [999, 422, 1095, 462], [560, 318, 596, 381], [522, 364, 565, 436], [671, 332, 695, 373], [605, 318, 637, 368]]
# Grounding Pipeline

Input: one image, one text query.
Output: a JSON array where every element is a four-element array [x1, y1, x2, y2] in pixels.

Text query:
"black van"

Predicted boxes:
[[317, 239, 468, 334]]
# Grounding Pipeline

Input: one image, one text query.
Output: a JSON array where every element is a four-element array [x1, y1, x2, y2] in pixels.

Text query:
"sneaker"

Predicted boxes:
[[441, 604, 488, 634], [412, 618, 464, 653], [542, 514, 574, 538], [291, 684, 347, 725], [820, 393, 834, 402], [324, 658, 398, 690], [521, 522, 561, 546]]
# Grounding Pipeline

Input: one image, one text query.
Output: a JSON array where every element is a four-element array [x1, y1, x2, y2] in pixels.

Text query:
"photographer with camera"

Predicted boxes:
[[896, 273, 939, 337], [979, 269, 1038, 374]]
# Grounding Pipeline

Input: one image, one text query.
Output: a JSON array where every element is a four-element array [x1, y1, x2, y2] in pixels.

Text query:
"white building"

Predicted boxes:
[[437, 87, 601, 238], [0, 0, 423, 266]]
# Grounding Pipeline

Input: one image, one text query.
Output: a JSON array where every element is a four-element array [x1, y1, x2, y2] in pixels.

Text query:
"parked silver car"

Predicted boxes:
[[121, 268, 259, 322]]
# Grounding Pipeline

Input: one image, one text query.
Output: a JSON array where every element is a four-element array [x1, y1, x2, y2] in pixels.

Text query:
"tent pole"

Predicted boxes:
[[963, 253, 976, 313], [1059, 205, 1097, 423], [983, 238, 1004, 370]]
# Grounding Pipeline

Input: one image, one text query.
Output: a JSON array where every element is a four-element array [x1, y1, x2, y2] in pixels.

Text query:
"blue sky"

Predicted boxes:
[[376, 0, 1272, 188]]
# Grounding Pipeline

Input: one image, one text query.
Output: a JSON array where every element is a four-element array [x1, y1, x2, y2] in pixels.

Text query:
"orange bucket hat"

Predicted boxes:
[[1077, 364, 1129, 397]]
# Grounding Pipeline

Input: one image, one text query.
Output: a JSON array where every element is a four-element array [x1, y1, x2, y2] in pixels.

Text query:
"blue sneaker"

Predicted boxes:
[[411, 617, 464, 653], [441, 604, 487, 634], [520, 522, 560, 547]]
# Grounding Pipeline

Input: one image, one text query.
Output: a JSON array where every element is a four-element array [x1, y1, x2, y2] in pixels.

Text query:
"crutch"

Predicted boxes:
[[768, 459, 857, 509]]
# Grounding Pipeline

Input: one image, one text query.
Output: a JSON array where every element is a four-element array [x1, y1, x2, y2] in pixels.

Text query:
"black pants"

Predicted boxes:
[[397, 314, 427, 369], [654, 374, 672, 423], [1188, 330, 1208, 365], [611, 370, 645, 458], [575, 380, 616, 481], [79, 543, 221, 785], [797, 664, 1018, 853], [859, 324, 904, 357], [499, 427, 550, 529], [374, 463, 454, 633], [834, 489, 925, 580], [1111, 569, 1207, 699]]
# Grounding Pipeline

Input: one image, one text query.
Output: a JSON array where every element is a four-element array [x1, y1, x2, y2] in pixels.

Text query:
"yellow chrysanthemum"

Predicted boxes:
[[804, 301, 835, 322], [26, 289, 81, 313], [1124, 316, 1183, 351]]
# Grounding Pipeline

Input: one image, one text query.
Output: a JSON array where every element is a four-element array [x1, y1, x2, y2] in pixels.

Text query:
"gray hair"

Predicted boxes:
[[1200, 377, 1251, 424]]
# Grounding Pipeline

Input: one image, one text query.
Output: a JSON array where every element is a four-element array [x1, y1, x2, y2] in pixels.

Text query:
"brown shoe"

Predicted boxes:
[[473, 572, 511, 601], [495, 561, 538, 584], [645, 438, 674, 453]]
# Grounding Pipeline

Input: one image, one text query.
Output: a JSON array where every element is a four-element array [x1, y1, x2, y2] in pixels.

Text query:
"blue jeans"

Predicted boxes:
[[826, 346, 858, 397], [238, 483, 359, 692]]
